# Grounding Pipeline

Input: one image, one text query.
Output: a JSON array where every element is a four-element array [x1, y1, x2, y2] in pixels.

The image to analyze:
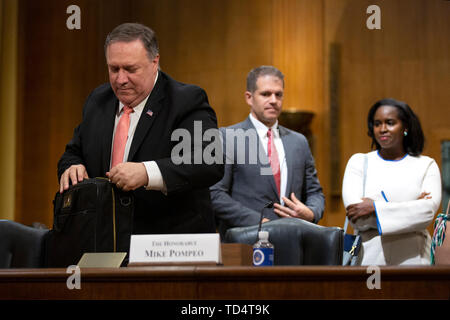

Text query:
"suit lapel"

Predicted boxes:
[[244, 118, 279, 199], [127, 72, 166, 161], [101, 97, 119, 173], [280, 126, 294, 197]]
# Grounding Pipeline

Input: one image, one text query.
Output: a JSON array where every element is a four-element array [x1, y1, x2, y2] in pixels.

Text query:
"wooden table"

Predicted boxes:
[[0, 265, 449, 300]]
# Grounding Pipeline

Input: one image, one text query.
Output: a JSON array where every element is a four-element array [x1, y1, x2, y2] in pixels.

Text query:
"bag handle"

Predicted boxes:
[[344, 154, 368, 233]]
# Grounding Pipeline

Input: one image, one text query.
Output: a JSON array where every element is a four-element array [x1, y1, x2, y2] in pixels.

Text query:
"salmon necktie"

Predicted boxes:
[[111, 106, 134, 169], [267, 128, 280, 195]]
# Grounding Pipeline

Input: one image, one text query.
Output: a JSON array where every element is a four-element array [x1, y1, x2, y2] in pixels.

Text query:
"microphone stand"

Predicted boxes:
[[256, 201, 274, 242]]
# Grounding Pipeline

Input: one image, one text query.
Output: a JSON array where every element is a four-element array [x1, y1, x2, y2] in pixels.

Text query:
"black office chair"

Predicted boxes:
[[224, 218, 343, 265], [0, 220, 49, 268]]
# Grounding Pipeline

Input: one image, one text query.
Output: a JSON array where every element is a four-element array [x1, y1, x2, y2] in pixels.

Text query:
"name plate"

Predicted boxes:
[[77, 252, 127, 268], [128, 233, 222, 266]]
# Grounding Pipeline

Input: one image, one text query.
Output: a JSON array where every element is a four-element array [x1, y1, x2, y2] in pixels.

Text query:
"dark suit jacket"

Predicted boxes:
[[58, 71, 224, 234], [210, 117, 324, 237]]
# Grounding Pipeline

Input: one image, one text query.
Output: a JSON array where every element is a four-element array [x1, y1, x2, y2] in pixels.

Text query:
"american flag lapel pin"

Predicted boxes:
[[146, 110, 153, 117]]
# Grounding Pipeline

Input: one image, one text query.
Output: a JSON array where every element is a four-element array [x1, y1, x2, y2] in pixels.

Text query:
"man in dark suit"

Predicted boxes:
[[58, 23, 223, 234], [210, 66, 324, 237]]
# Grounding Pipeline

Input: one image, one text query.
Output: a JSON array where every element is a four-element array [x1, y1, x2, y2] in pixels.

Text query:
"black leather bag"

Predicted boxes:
[[45, 178, 134, 267], [342, 231, 362, 265]]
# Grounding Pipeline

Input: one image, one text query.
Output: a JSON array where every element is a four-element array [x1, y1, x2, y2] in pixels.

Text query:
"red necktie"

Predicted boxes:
[[111, 106, 134, 169], [267, 128, 280, 195]]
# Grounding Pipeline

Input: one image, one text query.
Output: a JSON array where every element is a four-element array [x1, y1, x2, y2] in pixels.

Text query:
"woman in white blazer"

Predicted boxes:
[[342, 98, 442, 265]]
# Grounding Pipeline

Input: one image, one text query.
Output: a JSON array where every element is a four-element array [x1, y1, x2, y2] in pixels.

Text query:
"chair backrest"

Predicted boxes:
[[0, 220, 49, 268], [224, 218, 343, 265]]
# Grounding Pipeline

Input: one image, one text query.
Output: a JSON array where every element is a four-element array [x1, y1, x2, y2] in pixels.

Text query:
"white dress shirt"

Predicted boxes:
[[249, 114, 287, 203]]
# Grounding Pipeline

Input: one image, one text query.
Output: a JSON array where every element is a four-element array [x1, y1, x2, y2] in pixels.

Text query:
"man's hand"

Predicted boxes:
[[418, 191, 432, 200], [273, 192, 314, 222], [59, 164, 89, 193], [106, 162, 148, 191], [346, 197, 375, 223]]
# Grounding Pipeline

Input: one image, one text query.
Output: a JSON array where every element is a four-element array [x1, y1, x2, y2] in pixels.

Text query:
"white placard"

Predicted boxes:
[[128, 233, 222, 265]]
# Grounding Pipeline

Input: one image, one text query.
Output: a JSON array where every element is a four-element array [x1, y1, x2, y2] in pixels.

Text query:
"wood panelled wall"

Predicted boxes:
[[10, 0, 449, 230], [0, 0, 18, 221], [324, 0, 450, 229]]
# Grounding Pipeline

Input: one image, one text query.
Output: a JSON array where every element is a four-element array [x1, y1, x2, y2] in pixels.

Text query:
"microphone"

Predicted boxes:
[[257, 201, 274, 234]]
